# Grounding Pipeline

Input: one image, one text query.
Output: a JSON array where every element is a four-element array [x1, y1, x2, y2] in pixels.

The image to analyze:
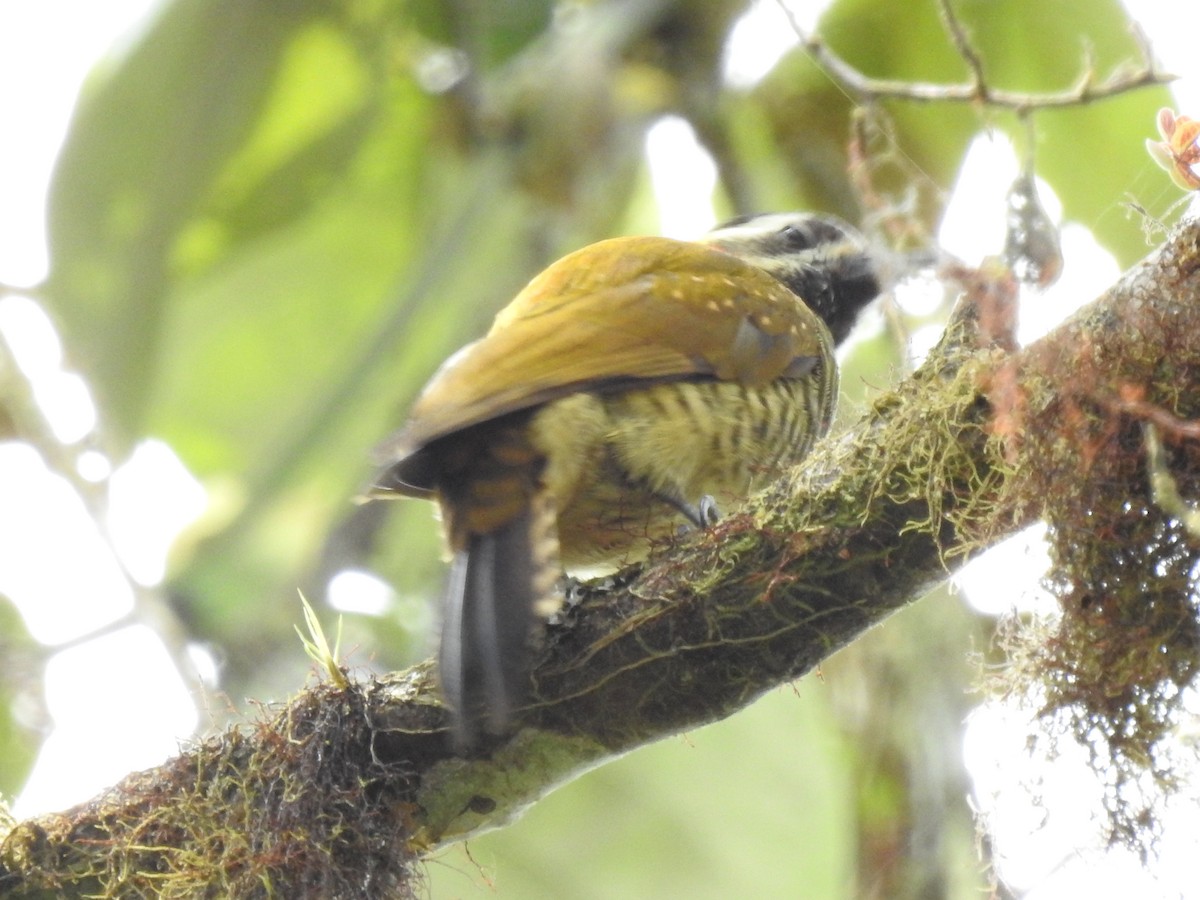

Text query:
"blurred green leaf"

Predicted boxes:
[[177, 22, 378, 274], [45, 0, 326, 444], [408, 0, 554, 70]]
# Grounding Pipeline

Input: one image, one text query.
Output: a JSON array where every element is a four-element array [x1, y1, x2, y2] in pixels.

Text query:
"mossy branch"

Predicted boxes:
[[3, 219, 1199, 897]]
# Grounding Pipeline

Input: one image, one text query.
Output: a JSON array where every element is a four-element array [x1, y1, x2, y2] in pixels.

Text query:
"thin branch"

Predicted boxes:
[[937, 0, 987, 99], [775, 1, 1173, 112], [1102, 387, 1200, 441]]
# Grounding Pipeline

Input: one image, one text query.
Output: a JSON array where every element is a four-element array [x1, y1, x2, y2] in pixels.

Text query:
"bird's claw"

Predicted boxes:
[[675, 493, 721, 534]]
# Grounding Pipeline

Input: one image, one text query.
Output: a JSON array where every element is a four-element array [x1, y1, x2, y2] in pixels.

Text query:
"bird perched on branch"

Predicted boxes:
[[373, 212, 884, 747]]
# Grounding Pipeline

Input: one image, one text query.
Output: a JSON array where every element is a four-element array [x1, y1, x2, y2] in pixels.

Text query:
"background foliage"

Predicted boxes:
[[2, 0, 1180, 895]]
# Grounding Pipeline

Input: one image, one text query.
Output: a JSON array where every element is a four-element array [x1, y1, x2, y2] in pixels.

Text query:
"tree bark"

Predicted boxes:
[[3, 219, 1198, 898]]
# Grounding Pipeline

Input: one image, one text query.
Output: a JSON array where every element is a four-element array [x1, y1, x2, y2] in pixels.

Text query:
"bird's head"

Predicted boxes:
[[700, 212, 883, 346]]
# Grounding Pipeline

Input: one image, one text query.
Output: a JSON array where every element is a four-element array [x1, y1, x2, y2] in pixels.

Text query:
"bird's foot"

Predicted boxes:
[[673, 493, 721, 533], [697, 494, 720, 526]]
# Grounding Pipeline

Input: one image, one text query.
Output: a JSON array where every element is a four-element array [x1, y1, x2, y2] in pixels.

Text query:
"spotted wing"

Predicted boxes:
[[375, 235, 833, 494]]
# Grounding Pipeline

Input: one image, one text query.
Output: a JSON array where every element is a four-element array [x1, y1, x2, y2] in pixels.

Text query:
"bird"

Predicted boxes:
[[372, 212, 885, 747]]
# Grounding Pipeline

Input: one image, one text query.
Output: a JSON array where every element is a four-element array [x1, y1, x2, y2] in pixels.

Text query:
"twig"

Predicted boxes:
[[937, 0, 987, 100], [774, 1, 1173, 113], [1105, 389, 1200, 441]]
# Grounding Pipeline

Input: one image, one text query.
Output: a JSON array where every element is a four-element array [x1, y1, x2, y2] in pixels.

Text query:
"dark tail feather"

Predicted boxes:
[[439, 499, 559, 749]]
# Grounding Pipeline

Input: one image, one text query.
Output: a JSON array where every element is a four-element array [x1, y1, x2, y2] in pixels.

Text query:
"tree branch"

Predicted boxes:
[[4, 219, 1199, 897], [775, 0, 1174, 112]]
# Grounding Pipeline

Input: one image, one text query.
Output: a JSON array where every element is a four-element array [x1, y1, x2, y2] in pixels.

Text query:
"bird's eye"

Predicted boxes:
[[780, 217, 848, 251], [779, 223, 815, 250]]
